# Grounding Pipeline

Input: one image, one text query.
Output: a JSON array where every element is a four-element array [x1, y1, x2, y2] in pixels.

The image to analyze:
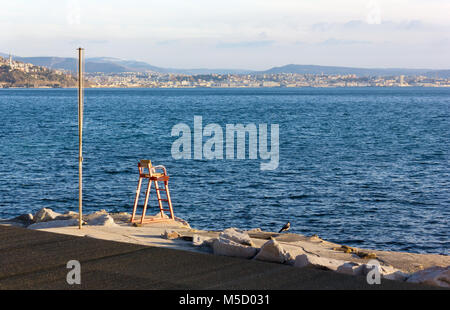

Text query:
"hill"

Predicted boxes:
[[259, 64, 434, 77], [8, 55, 250, 74], [0, 56, 79, 88], [2, 52, 448, 77], [13, 56, 134, 73], [86, 57, 164, 72], [423, 70, 450, 79]]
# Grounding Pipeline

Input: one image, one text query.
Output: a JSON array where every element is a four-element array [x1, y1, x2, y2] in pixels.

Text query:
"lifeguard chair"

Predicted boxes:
[[130, 160, 175, 225]]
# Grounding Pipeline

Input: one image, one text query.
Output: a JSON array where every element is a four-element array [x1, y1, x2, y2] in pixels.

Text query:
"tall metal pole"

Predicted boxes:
[[77, 47, 84, 229]]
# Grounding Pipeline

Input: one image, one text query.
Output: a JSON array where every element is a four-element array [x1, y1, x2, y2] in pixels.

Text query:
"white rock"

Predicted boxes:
[[246, 228, 262, 233], [212, 237, 258, 259], [85, 213, 117, 226], [153, 211, 169, 219], [406, 266, 450, 288], [33, 208, 62, 223], [379, 265, 409, 281], [356, 261, 409, 281], [219, 227, 254, 246], [192, 234, 215, 247], [294, 253, 346, 271], [110, 212, 132, 222], [83, 210, 108, 219], [14, 213, 34, 223], [382, 270, 409, 281], [55, 211, 79, 220], [174, 216, 191, 228], [28, 219, 79, 229], [337, 262, 365, 276], [337, 261, 408, 281], [254, 239, 297, 264], [161, 229, 181, 239]]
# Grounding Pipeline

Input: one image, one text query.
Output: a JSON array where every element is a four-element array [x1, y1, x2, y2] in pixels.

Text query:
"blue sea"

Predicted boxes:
[[0, 88, 448, 255]]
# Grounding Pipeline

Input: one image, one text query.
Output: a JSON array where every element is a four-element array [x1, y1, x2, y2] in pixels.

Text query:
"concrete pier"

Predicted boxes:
[[0, 225, 434, 289]]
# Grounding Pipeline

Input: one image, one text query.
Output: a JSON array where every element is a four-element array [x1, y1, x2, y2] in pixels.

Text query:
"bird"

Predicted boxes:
[[278, 222, 290, 233]]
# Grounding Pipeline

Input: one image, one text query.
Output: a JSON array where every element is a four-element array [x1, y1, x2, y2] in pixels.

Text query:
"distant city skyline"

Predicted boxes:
[[1, 0, 449, 70]]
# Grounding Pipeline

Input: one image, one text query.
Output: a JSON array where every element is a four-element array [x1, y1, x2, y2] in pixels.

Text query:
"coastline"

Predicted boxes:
[[1, 85, 450, 89]]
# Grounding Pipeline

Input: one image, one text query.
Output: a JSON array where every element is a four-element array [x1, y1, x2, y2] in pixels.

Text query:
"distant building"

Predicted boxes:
[[262, 81, 281, 87]]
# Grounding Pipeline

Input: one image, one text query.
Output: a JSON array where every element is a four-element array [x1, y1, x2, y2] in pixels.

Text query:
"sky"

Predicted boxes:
[[1, 0, 449, 70]]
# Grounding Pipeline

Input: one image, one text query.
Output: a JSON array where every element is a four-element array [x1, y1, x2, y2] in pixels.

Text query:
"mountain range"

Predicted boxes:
[[263, 64, 449, 78], [1, 52, 448, 78]]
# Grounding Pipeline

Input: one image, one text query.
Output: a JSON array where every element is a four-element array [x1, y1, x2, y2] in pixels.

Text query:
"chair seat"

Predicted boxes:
[[139, 173, 165, 178]]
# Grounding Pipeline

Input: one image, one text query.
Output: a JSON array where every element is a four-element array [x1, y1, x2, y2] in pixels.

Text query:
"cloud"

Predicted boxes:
[[311, 22, 332, 32], [319, 38, 372, 45], [1, 0, 449, 69], [314, 19, 438, 32], [216, 40, 275, 48], [66, 0, 81, 26], [156, 39, 181, 46], [366, 0, 381, 25]]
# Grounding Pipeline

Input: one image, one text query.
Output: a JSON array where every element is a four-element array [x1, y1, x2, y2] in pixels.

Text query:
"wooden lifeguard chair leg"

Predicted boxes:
[[164, 180, 175, 220], [130, 176, 143, 223], [140, 179, 152, 224], [154, 180, 165, 218]]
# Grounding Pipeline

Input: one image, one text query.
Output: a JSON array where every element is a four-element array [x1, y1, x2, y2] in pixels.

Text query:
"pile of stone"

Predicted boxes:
[[11, 208, 119, 229], [191, 227, 449, 288]]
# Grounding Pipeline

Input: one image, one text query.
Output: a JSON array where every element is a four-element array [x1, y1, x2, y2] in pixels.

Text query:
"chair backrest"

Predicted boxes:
[[138, 160, 153, 176], [139, 160, 152, 168], [138, 160, 166, 177]]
